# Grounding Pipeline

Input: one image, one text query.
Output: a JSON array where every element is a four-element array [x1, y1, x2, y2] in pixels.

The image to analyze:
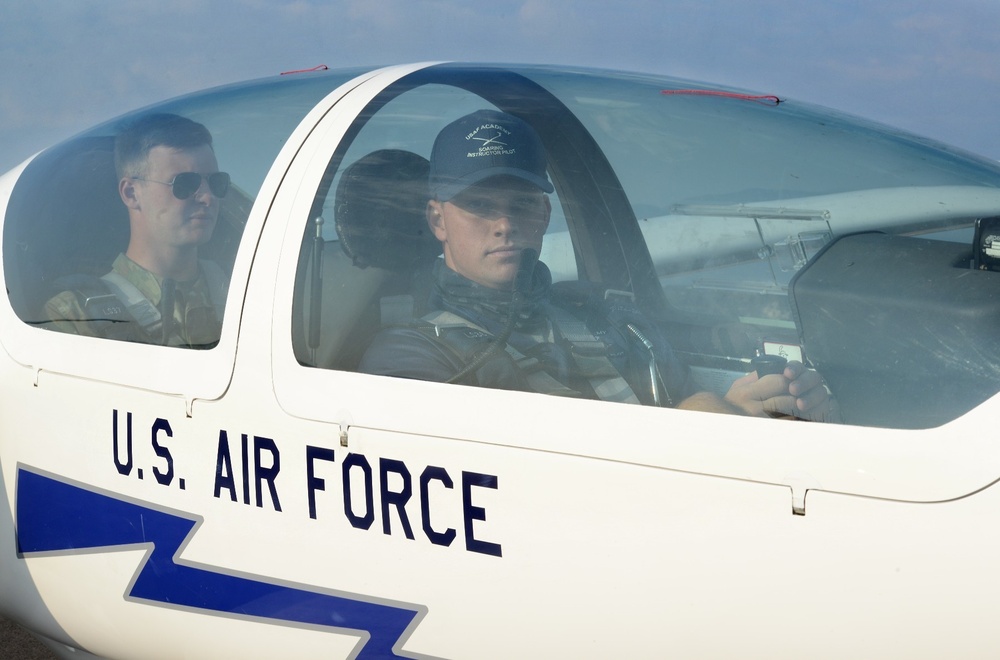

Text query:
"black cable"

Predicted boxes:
[[446, 248, 538, 384]]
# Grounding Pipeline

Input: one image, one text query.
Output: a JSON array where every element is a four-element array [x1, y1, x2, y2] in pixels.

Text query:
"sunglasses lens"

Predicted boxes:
[[169, 172, 230, 199], [171, 172, 203, 199], [208, 172, 230, 198]]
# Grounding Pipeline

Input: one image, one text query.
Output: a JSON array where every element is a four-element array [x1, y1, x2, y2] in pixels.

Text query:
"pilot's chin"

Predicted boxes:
[[188, 219, 217, 242]]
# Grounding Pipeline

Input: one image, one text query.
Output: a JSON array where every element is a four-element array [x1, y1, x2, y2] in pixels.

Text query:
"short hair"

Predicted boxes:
[[114, 113, 214, 179]]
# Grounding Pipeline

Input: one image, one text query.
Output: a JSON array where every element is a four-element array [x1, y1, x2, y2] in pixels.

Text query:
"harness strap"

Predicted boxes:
[[545, 307, 639, 404], [100, 271, 161, 333], [422, 309, 639, 404], [100, 259, 227, 335], [199, 259, 228, 322]]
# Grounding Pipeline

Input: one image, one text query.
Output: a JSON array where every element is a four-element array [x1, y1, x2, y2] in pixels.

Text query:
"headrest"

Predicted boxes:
[[6, 136, 129, 277], [334, 149, 441, 271], [2, 136, 128, 320]]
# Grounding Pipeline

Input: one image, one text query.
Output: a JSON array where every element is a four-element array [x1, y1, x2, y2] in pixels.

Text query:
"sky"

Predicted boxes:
[[2, 0, 1000, 173]]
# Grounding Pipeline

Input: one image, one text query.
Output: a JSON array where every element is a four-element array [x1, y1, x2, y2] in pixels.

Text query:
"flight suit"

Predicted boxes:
[[44, 253, 224, 349]]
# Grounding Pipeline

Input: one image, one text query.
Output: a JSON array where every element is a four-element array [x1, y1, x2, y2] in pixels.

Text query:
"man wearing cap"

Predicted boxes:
[[45, 113, 228, 349], [360, 109, 836, 419]]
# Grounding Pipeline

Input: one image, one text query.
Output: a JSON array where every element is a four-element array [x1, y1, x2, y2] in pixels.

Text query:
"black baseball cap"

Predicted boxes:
[[429, 109, 554, 202]]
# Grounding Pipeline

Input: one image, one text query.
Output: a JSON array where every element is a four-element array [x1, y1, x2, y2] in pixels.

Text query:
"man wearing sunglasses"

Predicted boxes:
[[45, 113, 228, 348]]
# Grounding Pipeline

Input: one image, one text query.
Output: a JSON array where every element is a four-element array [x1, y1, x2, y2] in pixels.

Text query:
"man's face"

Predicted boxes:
[[428, 176, 551, 290], [123, 144, 221, 250]]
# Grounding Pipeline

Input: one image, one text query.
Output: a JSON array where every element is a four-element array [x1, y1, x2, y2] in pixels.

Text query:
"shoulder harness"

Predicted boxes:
[[99, 259, 227, 337], [419, 305, 641, 405]]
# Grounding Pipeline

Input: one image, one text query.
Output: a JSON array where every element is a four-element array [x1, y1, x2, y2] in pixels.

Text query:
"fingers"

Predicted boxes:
[[730, 371, 758, 389], [786, 364, 823, 398], [764, 361, 838, 420], [724, 362, 840, 421], [787, 369, 842, 422], [782, 360, 806, 380], [724, 372, 790, 416], [752, 373, 794, 401], [761, 393, 800, 417], [792, 380, 830, 413]]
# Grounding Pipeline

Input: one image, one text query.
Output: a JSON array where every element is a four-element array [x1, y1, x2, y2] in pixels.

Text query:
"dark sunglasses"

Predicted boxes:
[[133, 171, 231, 200]]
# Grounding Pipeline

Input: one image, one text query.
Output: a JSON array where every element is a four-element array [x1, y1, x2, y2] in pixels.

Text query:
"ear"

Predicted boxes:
[[119, 177, 141, 211], [426, 200, 447, 241]]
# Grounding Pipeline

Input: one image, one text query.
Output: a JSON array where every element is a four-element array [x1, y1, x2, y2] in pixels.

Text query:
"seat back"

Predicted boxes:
[[334, 148, 440, 270], [4, 136, 128, 323], [305, 149, 441, 370], [4, 133, 252, 327]]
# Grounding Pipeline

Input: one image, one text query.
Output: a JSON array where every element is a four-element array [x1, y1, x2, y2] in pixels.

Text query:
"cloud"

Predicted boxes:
[[3, 0, 1000, 171]]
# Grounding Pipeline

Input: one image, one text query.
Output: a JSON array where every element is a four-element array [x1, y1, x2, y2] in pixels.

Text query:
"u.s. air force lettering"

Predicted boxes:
[[111, 408, 502, 557]]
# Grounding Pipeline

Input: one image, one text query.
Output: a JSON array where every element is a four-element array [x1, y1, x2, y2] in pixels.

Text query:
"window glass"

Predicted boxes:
[[294, 65, 1000, 429], [293, 82, 572, 372], [312, 84, 570, 245], [522, 66, 1000, 428], [5, 70, 363, 348]]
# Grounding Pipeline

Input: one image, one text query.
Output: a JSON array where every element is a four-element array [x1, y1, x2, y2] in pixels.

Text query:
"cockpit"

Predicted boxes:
[[6, 63, 1000, 429]]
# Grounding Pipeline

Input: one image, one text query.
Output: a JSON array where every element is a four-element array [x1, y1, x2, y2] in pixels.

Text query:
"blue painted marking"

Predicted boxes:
[[16, 468, 424, 659]]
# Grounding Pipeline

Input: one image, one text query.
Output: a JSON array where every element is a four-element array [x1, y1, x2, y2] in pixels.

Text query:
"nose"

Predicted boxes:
[[492, 213, 516, 237], [192, 179, 214, 203]]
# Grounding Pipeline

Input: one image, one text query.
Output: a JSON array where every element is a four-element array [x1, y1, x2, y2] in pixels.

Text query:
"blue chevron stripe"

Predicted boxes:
[[15, 467, 426, 659]]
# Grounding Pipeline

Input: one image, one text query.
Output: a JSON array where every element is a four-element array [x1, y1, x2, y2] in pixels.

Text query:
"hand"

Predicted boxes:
[[724, 360, 841, 422]]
